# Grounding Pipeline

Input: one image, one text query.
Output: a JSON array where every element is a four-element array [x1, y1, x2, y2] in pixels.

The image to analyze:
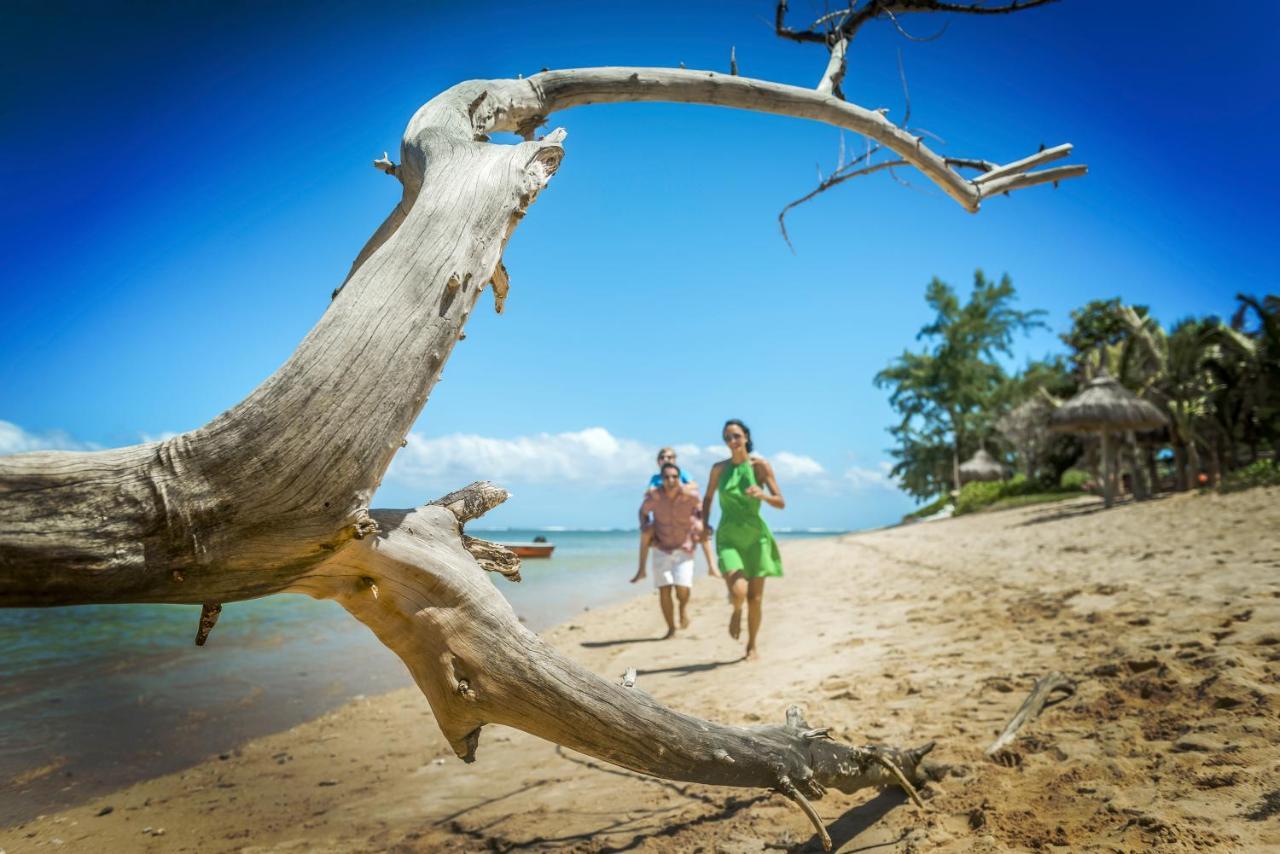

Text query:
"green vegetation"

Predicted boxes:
[[874, 271, 1044, 500], [877, 283, 1280, 508], [953, 474, 1083, 515], [1219, 459, 1280, 494], [1059, 468, 1090, 491]]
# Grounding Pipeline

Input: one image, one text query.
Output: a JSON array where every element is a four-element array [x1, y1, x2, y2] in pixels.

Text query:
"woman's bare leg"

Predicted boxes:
[[726, 571, 747, 639], [744, 578, 766, 660]]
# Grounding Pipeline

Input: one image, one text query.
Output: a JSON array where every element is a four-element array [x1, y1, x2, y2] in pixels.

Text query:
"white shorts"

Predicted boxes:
[[651, 548, 694, 589]]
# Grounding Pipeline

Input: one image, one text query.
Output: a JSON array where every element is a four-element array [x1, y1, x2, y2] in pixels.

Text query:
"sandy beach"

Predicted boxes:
[[4, 488, 1279, 852]]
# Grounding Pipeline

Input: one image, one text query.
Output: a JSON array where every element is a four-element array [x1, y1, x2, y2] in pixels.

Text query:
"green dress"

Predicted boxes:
[[715, 459, 783, 578]]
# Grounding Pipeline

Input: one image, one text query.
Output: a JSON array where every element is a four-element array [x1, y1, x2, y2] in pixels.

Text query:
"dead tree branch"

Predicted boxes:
[[3, 12, 1075, 837], [986, 671, 1076, 762]]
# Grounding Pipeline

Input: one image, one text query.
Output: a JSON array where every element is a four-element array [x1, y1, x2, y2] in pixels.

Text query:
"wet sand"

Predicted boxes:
[[4, 488, 1278, 852]]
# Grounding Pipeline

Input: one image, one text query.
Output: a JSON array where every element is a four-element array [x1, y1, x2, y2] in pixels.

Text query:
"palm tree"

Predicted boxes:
[[1230, 294, 1280, 460], [1120, 308, 1217, 489]]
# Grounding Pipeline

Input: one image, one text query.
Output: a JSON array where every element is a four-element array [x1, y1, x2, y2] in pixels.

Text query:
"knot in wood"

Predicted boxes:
[[352, 510, 380, 540]]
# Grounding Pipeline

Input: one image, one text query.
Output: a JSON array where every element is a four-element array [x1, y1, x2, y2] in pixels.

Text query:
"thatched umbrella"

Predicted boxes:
[[959, 448, 1006, 484], [1049, 371, 1167, 507]]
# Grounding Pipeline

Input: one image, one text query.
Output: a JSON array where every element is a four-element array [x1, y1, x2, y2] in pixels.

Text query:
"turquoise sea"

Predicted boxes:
[[0, 529, 840, 824]]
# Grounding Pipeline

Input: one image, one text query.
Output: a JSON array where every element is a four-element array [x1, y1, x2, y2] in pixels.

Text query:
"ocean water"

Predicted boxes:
[[0, 529, 839, 824]]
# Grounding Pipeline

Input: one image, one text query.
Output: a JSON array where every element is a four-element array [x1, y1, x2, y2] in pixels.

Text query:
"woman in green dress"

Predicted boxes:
[[700, 419, 784, 660]]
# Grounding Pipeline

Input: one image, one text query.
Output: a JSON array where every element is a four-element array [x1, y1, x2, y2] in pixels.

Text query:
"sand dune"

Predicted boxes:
[[4, 488, 1278, 852]]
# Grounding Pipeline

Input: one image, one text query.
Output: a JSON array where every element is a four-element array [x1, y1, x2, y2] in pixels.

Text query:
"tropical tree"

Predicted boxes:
[[1230, 294, 1280, 458], [876, 271, 1044, 497], [1120, 309, 1218, 489], [1060, 298, 1149, 379]]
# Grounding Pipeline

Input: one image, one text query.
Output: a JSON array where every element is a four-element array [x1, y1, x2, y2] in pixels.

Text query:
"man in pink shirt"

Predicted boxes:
[[630, 462, 703, 638]]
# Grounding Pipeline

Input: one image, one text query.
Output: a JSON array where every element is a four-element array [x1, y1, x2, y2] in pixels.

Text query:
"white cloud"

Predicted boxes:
[[0, 420, 95, 455], [772, 451, 826, 479], [844, 461, 897, 490], [389, 427, 826, 488]]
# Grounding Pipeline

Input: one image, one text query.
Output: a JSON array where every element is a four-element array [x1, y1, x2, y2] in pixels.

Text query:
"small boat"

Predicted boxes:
[[499, 541, 555, 558]]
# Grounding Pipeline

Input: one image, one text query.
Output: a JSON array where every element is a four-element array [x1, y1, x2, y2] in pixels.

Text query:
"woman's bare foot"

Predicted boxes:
[[728, 608, 742, 640], [743, 646, 759, 661]]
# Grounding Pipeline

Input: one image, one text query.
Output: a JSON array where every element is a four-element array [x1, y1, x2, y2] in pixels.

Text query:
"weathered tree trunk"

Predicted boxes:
[[1126, 431, 1148, 501], [1100, 432, 1115, 508], [0, 65, 1081, 841]]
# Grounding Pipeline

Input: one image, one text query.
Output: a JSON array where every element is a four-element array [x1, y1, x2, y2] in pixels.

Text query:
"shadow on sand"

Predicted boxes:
[[579, 636, 671, 648], [1019, 491, 1173, 527], [637, 659, 742, 678], [814, 789, 910, 852]]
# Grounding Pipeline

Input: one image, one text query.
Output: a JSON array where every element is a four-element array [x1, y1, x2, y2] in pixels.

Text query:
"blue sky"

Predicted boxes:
[[1, 1, 1273, 530]]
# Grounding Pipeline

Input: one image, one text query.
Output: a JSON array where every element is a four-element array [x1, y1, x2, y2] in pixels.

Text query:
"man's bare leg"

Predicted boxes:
[[676, 585, 691, 629], [726, 572, 747, 640], [744, 577, 766, 660], [658, 585, 677, 638], [631, 527, 653, 584]]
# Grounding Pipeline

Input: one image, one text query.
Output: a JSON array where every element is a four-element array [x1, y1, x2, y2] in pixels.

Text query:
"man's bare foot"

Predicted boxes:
[[630, 571, 646, 584], [679, 611, 690, 629], [728, 608, 742, 640], [662, 627, 676, 639], [743, 646, 759, 661]]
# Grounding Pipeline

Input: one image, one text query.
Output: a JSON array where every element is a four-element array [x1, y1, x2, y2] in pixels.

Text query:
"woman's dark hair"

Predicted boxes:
[[660, 462, 682, 477], [723, 419, 753, 453]]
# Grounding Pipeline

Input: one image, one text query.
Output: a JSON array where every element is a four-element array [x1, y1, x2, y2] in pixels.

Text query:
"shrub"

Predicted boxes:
[[955, 480, 1006, 515], [1060, 468, 1090, 491], [1220, 459, 1280, 494]]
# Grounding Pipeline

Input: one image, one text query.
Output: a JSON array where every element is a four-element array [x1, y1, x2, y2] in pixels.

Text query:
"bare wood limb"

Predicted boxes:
[[195, 603, 222, 646], [979, 163, 1087, 198], [974, 142, 1072, 184], [620, 667, 637, 688], [868, 751, 925, 808], [816, 37, 848, 97], [986, 671, 1076, 759], [782, 0, 1058, 48], [429, 481, 511, 524], [779, 775, 832, 852], [372, 151, 397, 176], [462, 536, 521, 581]]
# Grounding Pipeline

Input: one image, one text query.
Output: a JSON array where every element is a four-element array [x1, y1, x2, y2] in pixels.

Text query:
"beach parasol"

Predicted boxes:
[[959, 448, 1007, 484], [1049, 371, 1167, 507]]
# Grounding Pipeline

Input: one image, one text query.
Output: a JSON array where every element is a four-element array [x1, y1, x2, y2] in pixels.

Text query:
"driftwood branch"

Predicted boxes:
[[285, 486, 935, 811], [986, 671, 1076, 761], [2, 22, 1076, 838]]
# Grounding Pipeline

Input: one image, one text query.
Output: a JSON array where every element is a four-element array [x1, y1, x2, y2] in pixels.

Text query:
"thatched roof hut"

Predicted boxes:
[[959, 448, 1006, 484], [1049, 372, 1167, 507], [1048, 372, 1166, 433]]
